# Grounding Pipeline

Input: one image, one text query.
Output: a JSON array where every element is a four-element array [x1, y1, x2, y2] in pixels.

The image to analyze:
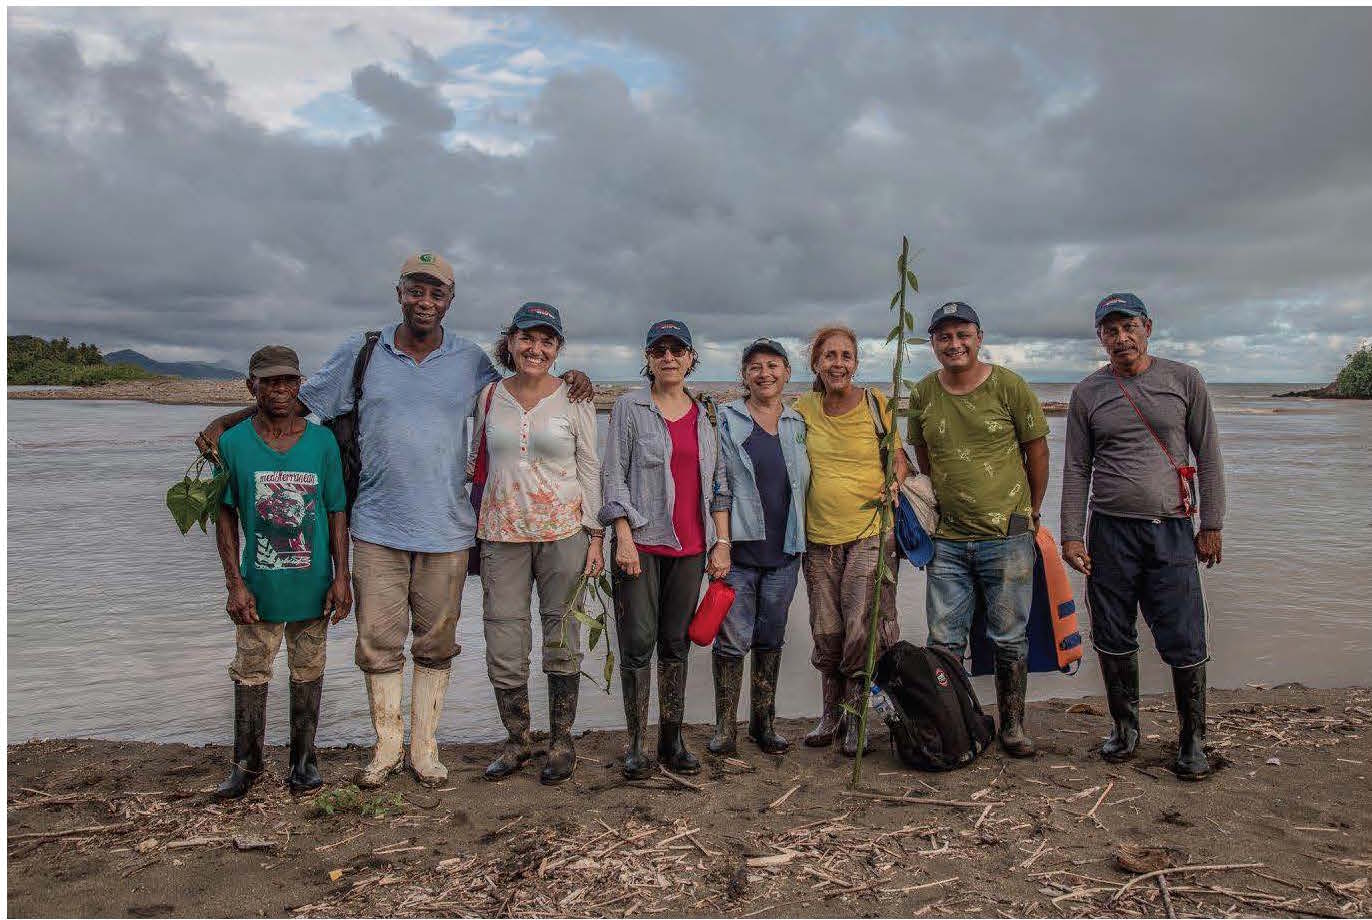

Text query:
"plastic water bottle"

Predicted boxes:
[[869, 683, 897, 723]]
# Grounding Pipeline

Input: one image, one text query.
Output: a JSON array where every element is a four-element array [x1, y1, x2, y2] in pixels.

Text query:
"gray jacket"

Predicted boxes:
[[598, 387, 730, 551]]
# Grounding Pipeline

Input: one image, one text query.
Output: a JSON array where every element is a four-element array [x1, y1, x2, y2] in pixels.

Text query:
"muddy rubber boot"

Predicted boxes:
[[409, 665, 451, 787], [484, 684, 532, 782], [708, 653, 744, 755], [287, 677, 324, 793], [621, 666, 654, 780], [357, 670, 405, 789], [657, 659, 701, 775], [1099, 653, 1141, 763], [216, 682, 267, 799], [1172, 663, 1211, 781], [804, 673, 844, 747], [840, 678, 866, 758], [994, 656, 1036, 758], [748, 649, 790, 755], [540, 674, 580, 786]]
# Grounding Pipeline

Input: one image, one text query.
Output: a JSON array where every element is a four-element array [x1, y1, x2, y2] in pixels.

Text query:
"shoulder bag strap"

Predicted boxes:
[[1111, 369, 1196, 515], [471, 381, 497, 485], [351, 331, 382, 411]]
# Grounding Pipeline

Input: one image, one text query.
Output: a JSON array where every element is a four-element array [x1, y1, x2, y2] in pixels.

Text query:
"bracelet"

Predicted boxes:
[[716, 538, 732, 546]]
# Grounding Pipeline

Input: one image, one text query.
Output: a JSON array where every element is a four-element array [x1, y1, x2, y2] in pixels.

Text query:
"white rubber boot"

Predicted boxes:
[[356, 670, 405, 788], [409, 665, 451, 787]]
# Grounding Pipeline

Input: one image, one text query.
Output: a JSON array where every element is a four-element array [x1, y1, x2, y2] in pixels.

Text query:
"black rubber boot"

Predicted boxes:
[[216, 682, 267, 800], [1099, 653, 1140, 762], [287, 677, 324, 793], [540, 674, 580, 786], [994, 656, 1036, 758], [708, 653, 744, 755], [1172, 663, 1211, 781], [657, 659, 701, 775], [748, 649, 790, 755], [621, 666, 654, 780], [804, 673, 844, 747], [840, 678, 866, 758], [484, 685, 531, 781]]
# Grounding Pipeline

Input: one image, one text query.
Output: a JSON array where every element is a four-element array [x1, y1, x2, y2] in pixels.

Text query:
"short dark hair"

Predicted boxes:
[[641, 344, 699, 383], [495, 323, 566, 372]]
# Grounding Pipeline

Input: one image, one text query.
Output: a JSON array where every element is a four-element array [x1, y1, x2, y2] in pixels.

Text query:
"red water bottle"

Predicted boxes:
[[688, 579, 737, 646]]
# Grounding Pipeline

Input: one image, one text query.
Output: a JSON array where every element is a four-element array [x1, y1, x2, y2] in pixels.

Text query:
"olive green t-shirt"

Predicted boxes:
[[906, 365, 1049, 541]]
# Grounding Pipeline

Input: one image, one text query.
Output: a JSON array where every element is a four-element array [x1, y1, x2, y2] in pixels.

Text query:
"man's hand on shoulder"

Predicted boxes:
[[1195, 529, 1222, 568], [560, 369, 595, 402]]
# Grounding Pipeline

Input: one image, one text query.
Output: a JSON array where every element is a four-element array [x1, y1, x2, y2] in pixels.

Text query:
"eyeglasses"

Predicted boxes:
[[647, 343, 689, 359]]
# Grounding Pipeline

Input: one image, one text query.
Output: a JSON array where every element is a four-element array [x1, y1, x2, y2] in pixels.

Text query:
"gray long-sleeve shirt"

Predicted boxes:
[[1060, 357, 1225, 543]]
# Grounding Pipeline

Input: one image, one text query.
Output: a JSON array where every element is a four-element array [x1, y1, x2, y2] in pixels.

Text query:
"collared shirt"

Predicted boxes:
[[598, 386, 730, 551], [476, 380, 602, 542], [716, 398, 809, 557], [300, 323, 500, 553]]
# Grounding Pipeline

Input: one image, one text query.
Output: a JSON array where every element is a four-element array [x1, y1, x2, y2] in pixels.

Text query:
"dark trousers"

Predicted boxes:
[[1087, 512, 1207, 668], [613, 550, 707, 670]]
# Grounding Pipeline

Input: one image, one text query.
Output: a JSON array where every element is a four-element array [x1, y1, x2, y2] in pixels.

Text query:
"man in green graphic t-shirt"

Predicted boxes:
[[906, 302, 1050, 759], [213, 345, 351, 799]]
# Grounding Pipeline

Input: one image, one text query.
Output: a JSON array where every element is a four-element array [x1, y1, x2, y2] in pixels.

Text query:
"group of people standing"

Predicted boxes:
[[200, 251, 1226, 801]]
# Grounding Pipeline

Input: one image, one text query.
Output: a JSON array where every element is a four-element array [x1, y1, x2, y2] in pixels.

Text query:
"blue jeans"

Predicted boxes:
[[926, 533, 1035, 661], [713, 557, 801, 658]]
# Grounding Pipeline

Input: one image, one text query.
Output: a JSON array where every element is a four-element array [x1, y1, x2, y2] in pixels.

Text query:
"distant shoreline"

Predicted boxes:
[[6, 377, 1071, 414]]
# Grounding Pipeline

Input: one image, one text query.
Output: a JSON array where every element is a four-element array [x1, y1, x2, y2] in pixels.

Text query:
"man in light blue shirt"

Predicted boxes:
[[198, 251, 592, 789]]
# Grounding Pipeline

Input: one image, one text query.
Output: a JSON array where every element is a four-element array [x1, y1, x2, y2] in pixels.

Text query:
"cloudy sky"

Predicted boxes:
[[8, 7, 1371, 382]]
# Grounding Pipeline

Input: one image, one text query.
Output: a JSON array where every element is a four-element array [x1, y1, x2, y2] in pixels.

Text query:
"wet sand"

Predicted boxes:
[[8, 685, 1370, 918]]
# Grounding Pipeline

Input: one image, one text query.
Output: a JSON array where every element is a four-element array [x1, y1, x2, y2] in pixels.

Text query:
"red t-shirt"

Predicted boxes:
[[637, 404, 706, 558]]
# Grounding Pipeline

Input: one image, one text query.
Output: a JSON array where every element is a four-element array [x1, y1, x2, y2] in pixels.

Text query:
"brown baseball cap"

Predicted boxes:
[[398, 251, 455, 286], [248, 345, 302, 379]]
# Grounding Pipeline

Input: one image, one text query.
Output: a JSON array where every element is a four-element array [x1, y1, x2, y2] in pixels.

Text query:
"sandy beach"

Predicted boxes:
[[8, 684, 1370, 918]]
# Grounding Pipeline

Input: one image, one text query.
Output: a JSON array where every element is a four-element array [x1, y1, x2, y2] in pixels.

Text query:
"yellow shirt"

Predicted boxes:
[[793, 388, 897, 545]]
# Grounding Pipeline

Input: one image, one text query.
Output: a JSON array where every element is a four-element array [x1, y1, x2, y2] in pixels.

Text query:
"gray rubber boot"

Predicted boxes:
[[748, 649, 789, 754], [483, 685, 531, 781], [657, 658, 700, 775], [708, 653, 744, 755], [540, 674, 580, 785], [621, 666, 654, 780], [1099, 653, 1140, 762], [1172, 663, 1211, 780], [994, 656, 1036, 758], [839, 677, 866, 758], [804, 672, 844, 747]]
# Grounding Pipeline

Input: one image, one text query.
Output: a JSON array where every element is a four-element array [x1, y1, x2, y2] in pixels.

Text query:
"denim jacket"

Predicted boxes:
[[717, 398, 810, 556], [598, 387, 730, 551]]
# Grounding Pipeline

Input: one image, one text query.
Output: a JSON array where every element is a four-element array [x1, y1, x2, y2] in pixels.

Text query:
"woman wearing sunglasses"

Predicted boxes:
[[600, 319, 731, 780]]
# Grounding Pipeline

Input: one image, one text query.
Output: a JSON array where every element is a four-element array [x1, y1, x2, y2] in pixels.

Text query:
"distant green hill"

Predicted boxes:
[[104, 349, 242, 380], [7, 335, 158, 386]]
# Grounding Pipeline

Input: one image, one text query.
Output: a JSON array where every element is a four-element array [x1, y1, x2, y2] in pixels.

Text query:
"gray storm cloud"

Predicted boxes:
[[7, 8, 1371, 381]]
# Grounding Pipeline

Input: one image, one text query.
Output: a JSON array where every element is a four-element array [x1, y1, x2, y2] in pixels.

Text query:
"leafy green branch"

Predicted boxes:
[[551, 571, 617, 692], [166, 451, 229, 535]]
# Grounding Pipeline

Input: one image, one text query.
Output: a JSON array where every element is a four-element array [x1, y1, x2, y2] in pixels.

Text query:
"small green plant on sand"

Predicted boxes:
[[306, 785, 404, 819], [552, 573, 616, 692]]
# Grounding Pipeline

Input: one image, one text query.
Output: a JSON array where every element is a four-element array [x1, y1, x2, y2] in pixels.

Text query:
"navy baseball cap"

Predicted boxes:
[[646, 318, 692, 348], [510, 301, 564, 337], [1094, 293, 1149, 326], [928, 301, 982, 334], [742, 337, 789, 365]]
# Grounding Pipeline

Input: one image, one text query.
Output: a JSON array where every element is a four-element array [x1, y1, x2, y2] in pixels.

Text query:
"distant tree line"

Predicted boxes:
[[8, 335, 157, 386]]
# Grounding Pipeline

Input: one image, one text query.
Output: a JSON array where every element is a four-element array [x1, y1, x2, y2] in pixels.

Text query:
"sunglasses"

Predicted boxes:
[[647, 342, 690, 359]]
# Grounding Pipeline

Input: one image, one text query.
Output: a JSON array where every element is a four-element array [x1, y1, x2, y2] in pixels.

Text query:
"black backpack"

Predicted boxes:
[[874, 641, 995, 772], [320, 331, 381, 516]]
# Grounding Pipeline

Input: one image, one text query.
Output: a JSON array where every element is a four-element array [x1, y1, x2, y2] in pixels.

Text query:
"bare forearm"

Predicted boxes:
[[327, 511, 349, 579], [1024, 438, 1049, 514], [215, 506, 243, 586], [711, 510, 731, 544]]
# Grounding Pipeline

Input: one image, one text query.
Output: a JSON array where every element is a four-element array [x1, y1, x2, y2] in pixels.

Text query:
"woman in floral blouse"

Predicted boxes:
[[473, 302, 604, 785]]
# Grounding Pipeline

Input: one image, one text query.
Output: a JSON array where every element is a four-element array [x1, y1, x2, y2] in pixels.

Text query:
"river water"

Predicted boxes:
[[6, 384, 1370, 746]]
